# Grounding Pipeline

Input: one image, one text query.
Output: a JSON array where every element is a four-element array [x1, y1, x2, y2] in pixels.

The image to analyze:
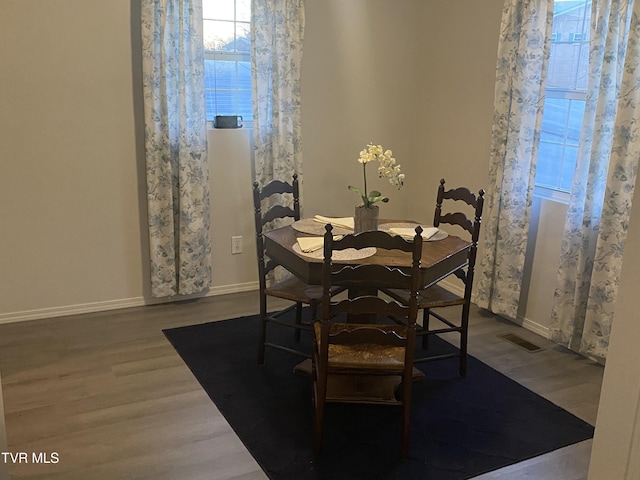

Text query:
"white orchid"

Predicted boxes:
[[348, 143, 405, 208]]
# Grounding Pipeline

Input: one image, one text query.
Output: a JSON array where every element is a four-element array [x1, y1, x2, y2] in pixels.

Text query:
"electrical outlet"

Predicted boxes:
[[231, 236, 243, 254]]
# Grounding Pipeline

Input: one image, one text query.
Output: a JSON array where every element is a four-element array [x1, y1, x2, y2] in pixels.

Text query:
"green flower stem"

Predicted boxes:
[[362, 163, 369, 207]]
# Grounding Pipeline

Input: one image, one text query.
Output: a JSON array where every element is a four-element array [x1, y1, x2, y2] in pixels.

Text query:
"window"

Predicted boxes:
[[536, 0, 591, 195], [569, 32, 584, 42], [203, 0, 252, 124]]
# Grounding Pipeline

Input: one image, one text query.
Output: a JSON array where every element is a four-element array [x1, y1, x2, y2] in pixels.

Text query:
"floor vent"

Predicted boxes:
[[498, 333, 543, 353]]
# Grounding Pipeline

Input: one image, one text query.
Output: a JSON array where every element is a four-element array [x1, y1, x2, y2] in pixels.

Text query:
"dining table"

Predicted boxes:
[[264, 216, 472, 393], [263, 217, 472, 292]]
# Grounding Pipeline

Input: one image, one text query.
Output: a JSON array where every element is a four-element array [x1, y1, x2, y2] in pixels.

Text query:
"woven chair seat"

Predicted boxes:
[[265, 276, 323, 303], [313, 322, 407, 371], [387, 284, 464, 309]]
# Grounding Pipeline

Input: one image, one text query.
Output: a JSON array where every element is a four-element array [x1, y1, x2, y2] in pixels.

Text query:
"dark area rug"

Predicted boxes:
[[163, 311, 594, 480]]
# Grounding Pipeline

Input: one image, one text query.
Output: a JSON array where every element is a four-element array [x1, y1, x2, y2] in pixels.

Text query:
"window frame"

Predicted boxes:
[[534, 0, 591, 201], [536, 87, 588, 203], [203, 1, 253, 128]]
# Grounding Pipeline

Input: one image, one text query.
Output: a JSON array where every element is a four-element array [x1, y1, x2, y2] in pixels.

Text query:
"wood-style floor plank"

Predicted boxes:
[[0, 291, 603, 479]]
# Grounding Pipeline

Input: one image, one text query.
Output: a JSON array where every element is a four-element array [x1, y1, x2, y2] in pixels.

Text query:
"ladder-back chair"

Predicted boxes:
[[254, 173, 321, 364], [384, 178, 484, 377], [313, 224, 424, 458]]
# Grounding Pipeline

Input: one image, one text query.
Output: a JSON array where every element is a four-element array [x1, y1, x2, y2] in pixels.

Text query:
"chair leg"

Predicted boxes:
[[313, 365, 327, 456], [459, 306, 470, 377], [459, 332, 468, 377], [258, 321, 267, 364], [257, 294, 268, 365], [295, 301, 318, 344], [421, 309, 430, 350], [294, 302, 303, 343], [400, 375, 412, 458]]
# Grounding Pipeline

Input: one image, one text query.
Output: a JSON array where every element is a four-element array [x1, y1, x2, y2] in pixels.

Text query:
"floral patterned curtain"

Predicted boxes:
[[141, 0, 211, 298], [550, 0, 640, 361], [251, 0, 305, 195], [475, 0, 554, 320]]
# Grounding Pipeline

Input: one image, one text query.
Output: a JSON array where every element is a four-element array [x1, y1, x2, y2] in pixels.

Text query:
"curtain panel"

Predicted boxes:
[[251, 0, 305, 194], [141, 0, 211, 298], [550, 0, 640, 361], [475, 0, 554, 321], [251, 0, 305, 283]]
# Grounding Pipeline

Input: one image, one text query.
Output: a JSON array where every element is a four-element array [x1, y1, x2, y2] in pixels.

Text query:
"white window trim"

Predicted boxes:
[[204, 50, 249, 62], [533, 184, 570, 203]]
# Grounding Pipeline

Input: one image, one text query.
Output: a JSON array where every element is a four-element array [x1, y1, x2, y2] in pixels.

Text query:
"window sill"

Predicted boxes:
[[207, 121, 253, 131], [533, 185, 570, 204], [207, 127, 253, 132]]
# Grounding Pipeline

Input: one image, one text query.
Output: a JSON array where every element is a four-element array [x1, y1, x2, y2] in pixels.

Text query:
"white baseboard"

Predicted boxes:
[[0, 281, 260, 325], [447, 281, 551, 339], [206, 281, 259, 297], [515, 315, 551, 339], [0, 298, 148, 325]]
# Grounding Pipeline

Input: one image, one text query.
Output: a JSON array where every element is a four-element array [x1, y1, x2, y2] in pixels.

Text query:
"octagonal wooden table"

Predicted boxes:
[[263, 219, 472, 393], [263, 221, 471, 291]]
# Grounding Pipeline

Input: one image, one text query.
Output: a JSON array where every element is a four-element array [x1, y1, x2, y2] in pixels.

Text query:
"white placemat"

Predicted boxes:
[[291, 218, 353, 236], [292, 243, 377, 260], [378, 222, 448, 241]]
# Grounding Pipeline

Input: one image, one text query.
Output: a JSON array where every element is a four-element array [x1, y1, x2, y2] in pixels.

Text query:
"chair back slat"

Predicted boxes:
[[330, 296, 408, 318], [442, 186, 478, 207], [259, 179, 294, 199], [262, 205, 297, 226], [439, 212, 474, 234], [328, 324, 407, 347], [331, 264, 413, 290], [332, 229, 420, 252]]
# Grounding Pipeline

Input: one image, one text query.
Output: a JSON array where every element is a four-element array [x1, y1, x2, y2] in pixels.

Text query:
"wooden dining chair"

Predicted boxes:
[[253, 173, 322, 365], [384, 178, 484, 377], [313, 224, 423, 458]]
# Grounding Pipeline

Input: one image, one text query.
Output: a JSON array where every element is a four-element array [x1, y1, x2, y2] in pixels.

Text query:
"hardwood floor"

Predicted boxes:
[[0, 291, 603, 479]]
